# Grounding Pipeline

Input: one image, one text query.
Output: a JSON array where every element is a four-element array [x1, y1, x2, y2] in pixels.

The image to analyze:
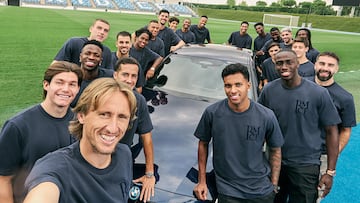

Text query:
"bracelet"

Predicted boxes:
[[326, 169, 336, 177], [145, 172, 154, 178]]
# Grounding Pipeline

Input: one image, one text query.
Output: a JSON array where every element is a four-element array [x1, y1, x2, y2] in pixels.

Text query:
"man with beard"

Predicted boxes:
[[0, 61, 82, 203], [53, 19, 113, 69], [71, 40, 113, 107], [314, 52, 356, 202], [190, 15, 212, 44], [258, 50, 340, 203], [111, 31, 132, 67], [147, 20, 165, 57], [113, 57, 156, 203], [24, 78, 137, 203], [279, 27, 293, 50], [227, 21, 252, 49], [157, 9, 185, 56], [175, 18, 195, 44], [260, 27, 283, 59], [130, 28, 163, 92]]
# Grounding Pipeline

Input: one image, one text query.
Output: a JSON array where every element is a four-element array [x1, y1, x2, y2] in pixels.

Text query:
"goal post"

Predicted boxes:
[[263, 14, 300, 27]]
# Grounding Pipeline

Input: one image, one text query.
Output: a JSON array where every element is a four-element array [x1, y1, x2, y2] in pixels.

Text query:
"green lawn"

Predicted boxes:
[[0, 6, 359, 126]]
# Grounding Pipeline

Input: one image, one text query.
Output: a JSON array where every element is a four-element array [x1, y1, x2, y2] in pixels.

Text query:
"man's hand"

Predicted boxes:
[[318, 174, 333, 198], [146, 68, 155, 79], [193, 182, 208, 201], [133, 175, 155, 203]]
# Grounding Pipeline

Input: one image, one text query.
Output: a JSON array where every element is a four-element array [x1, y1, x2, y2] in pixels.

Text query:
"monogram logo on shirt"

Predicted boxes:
[[247, 126, 260, 140], [296, 100, 309, 114]]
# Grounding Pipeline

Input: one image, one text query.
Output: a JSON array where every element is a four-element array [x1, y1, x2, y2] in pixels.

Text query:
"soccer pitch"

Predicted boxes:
[[0, 6, 359, 126]]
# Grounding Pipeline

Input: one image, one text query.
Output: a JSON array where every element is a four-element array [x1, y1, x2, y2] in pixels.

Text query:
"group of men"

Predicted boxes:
[[192, 26, 356, 203], [0, 9, 357, 203]]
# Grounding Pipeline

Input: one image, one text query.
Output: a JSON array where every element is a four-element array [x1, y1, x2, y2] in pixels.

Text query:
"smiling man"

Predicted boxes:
[[194, 63, 283, 202], [71, 40, 114, 107], [0, 61, 82, 203], [113, 57, 155, 203], [258, 50, 341, 203], [23, 78, 137, 203], [53, 19, 113, 69], [314, 52, 357, 201]]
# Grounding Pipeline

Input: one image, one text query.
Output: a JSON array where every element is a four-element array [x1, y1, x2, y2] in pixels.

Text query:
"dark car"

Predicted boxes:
[[131, 44, 259, 202]]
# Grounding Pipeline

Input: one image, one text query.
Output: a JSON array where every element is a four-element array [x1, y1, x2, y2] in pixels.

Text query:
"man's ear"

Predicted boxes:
[[77, 112, 85, 124]]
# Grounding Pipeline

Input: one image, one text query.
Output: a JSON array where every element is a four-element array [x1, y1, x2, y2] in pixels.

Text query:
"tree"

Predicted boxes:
[[227, 0, 235, 8], [256, 1, 267, 7], [270, 2, 281, 7], [282, 0, 296, 7]]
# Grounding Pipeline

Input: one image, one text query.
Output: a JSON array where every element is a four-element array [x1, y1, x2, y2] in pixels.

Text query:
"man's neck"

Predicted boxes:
[[282, 74, 302, 89], [298, 57, 309, 64], [79, 139, 112, 169], [82, 67, 99, 81], [40, 101, 68, 118], [182, 27, 188, 32]]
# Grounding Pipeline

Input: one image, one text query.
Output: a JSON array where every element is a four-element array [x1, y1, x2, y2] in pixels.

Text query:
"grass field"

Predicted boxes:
[[0, 6, 359, 126]]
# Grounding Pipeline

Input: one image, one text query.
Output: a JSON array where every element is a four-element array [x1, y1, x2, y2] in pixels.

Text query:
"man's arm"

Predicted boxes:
[[133, 133, 155, 203], [170, 40, 185, 53], [268, 147, 281, 187], [146, 56, 164, 79], [318, 125, 339, 198], [193, 140, 209, 201], [0, 175, 13, 203], [23, 182, 60, 203], [339, 127, 352, 153]]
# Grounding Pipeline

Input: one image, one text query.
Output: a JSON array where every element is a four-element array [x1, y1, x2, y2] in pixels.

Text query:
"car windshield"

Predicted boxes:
[[157, 54, 256, 100]]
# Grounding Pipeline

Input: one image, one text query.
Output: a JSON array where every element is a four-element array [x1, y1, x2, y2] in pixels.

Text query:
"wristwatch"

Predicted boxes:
[[326, 169, 336, 177], [273, 185, 280, 193], [145, 172, 154, 178]]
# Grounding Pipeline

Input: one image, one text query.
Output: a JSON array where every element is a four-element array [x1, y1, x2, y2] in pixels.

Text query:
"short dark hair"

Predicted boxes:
[[317, 52, 340, 64], [222, 63, 249, 81], [116, 31, 131, 40], [83, 39, 103, 51], [135, 27, 152, 39], [292, 37, 309, 48], [169, 17, 179, 23], [43, 61, 83, 98], [270, 27, 280, 32], [254, 22, 264, 28], [159, 9, 169, 15], [201, 15, 208, 19], [149, 19, 159, 24], [275, 49, 297, 59], [241, 21, 249, 26], [114, 57, 140, 72], [267, 42, 280, 51]]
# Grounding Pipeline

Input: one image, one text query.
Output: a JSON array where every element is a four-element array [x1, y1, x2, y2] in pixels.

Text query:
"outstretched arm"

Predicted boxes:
[[133, 132, 155, 203], [193, 140, 209, 201]]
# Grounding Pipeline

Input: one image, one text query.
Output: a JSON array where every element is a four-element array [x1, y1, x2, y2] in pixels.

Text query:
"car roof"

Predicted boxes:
[[173, 44, 254, 65]]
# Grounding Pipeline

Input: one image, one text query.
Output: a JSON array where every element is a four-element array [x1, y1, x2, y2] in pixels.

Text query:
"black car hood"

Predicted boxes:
[[134, 88, 217, 202]]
